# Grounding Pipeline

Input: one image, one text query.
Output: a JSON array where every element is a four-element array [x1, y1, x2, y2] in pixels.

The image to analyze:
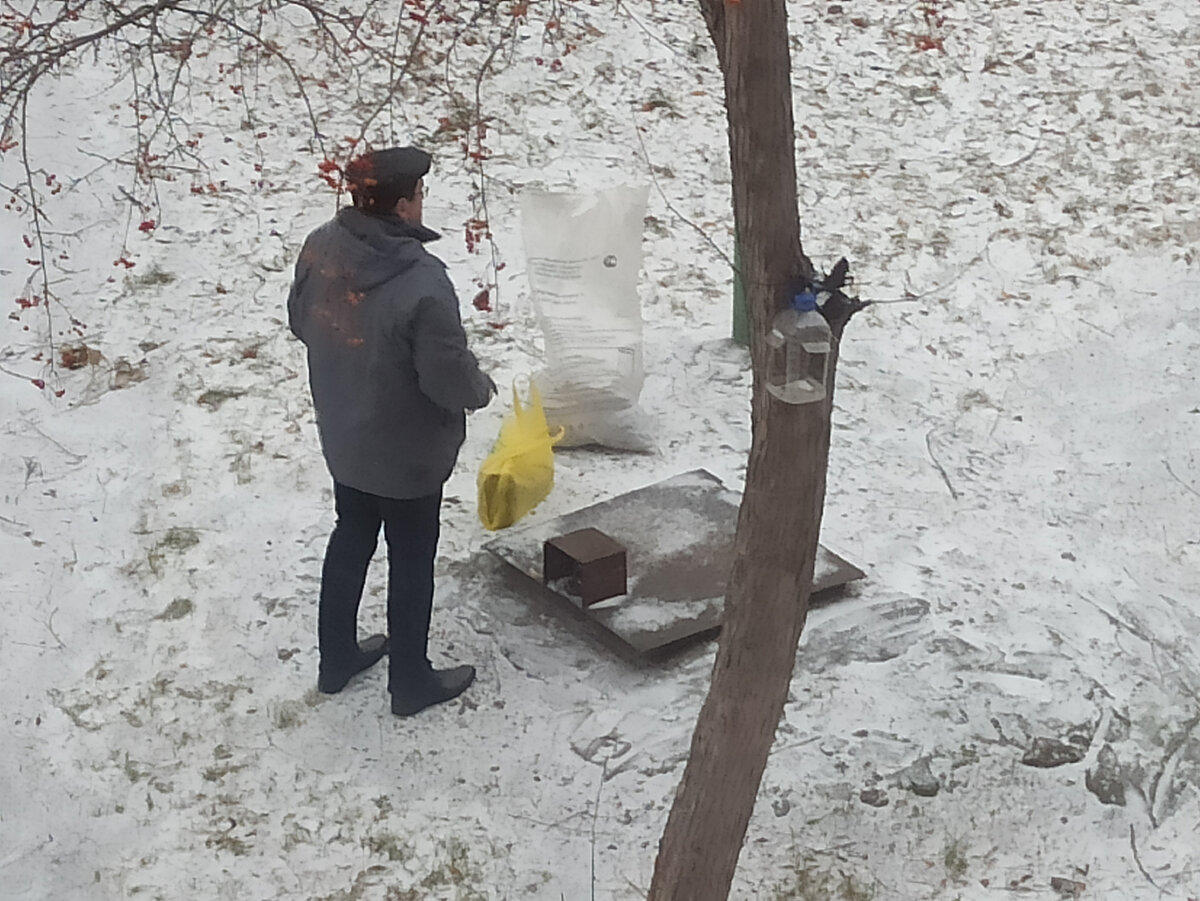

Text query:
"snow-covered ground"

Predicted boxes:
[[2, 0, 1198, 898]]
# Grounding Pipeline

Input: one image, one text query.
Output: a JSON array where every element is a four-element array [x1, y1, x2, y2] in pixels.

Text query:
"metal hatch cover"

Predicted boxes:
[[484, 469, 865, 654]]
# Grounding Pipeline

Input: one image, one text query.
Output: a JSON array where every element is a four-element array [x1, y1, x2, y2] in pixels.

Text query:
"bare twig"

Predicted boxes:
[[992, 131, 1043, 169], [1165, 460, 1200, 500], [0, 513, 30, 530], [1, 0, 557, 385], [472, 29, 512, 315], [1, 0, 190, 114], [1077, 593, 1155, 645], [1149, 713, 1200, 827], [175, 4, 327, 149], [0, 362, 36, 381], [0, 835, 54, 870], [41, 608, 67, 651], [354, 0, 440, 144], [925, 428, 959, 500], [1077, 593, 1200, 705], [27, 423, 87, 462], [613, 2, 689, 61], [1079, 317, 1116, 338], [1129, 825, 1162, 891], [19, 94, 55, 373], [590, 754, 609, 901], [630, 105, 735, 272]]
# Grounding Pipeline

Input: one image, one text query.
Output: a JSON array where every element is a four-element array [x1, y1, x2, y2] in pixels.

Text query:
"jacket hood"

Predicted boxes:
[[327, 207, 443, 291]]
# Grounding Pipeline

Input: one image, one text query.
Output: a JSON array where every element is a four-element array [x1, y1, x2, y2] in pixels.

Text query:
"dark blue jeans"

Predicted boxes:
[[318, 482, 442, 689]]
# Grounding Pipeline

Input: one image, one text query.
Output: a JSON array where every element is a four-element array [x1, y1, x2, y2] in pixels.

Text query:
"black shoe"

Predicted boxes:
[[390, 664, 476, 716], [317, 634, 388, 694]]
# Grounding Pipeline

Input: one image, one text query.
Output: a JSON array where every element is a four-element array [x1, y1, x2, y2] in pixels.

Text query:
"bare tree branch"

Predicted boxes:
[[0, 0, 592, 393]]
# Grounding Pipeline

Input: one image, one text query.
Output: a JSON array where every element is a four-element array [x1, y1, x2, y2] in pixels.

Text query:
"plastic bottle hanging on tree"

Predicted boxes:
[[765, 290, 831, 405]]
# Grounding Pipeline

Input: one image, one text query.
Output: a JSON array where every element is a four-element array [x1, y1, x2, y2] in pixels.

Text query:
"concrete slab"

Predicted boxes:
[[484, 469, 865, 654]]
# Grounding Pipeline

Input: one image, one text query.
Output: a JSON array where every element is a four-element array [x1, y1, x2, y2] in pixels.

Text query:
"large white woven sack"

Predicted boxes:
[[520, 185, 654, 451]]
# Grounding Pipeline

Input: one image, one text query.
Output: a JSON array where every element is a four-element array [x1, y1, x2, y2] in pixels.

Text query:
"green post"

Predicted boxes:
[[731, 238, 749, 346]]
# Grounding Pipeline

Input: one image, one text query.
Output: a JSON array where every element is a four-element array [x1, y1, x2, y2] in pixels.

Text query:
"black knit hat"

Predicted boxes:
[[345, 146, 431, 213]]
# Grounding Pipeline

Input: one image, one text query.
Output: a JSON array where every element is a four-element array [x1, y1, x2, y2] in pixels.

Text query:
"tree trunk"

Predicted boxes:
[[647, 1, 844, 898]]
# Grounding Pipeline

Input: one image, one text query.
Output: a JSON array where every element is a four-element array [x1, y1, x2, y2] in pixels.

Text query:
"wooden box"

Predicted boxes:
[[543, 528, 627, 606]]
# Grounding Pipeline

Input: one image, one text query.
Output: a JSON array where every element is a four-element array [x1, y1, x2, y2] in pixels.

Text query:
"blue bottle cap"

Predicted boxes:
[[793, 291, 817, 312]]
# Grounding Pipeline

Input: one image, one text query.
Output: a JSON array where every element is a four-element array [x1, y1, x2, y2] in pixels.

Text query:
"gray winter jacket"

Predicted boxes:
[[287, 208, 493, 499]]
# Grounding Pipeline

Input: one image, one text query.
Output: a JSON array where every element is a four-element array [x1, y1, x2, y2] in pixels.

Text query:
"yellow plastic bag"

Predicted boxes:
[[478, 383, 564, 530]]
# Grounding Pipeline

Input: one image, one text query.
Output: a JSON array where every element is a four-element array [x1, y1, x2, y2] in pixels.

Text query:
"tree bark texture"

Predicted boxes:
[[647, 1, 841, 899]]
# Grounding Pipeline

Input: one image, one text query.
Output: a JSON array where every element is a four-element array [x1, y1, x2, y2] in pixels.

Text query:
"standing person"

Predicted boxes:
[[287, 146, 494, 716]]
